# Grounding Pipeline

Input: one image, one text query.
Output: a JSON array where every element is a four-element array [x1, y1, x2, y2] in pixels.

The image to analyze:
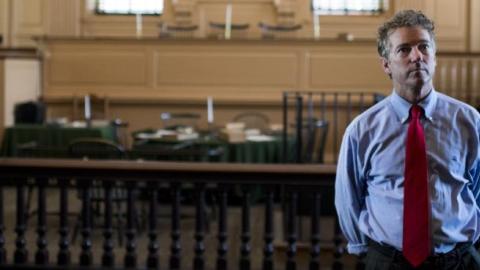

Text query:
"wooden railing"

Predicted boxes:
[[0, 158, 353, 270], [436, 52, 480, 107]]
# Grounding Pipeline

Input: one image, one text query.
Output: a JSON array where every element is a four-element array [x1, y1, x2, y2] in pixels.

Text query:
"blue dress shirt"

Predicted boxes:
[[335, 89, 480, 255]]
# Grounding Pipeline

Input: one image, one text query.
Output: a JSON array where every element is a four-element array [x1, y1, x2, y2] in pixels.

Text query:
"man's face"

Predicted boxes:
[[382, 26, 436, 96]]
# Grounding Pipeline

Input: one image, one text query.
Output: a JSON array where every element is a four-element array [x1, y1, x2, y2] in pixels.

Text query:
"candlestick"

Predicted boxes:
[[207, 96, 214, 124], [84, 94, 91, 120], [136, 12, 143, 38], [313, 12, 320, 40], [225, 3, 232, 39]]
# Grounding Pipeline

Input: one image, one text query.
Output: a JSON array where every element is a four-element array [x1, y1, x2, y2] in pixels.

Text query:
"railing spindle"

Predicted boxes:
[[216, 184, 228, 270], [170, 183, 181, 270], [239, 187, 251, 270], [0, 185, 6, 264], [35, 177, 49, 265], [194, 183, 206, 270], [147, 182, 160, 269], [14, 180, 28, 264], [333, 93, 339, 163], [332, 216, 344, 270], [309, 192, 321, 270], [283, 92, 289, 162], [286, 190, 297, 270], [57, 178, 70, 265], [124, 181, 137, 268], [346, 92, 352, 123], [295, 95, 304, 163], [262, 187, 274, 270], [79, 179, 93, 266], [102, 181, 114, 267]]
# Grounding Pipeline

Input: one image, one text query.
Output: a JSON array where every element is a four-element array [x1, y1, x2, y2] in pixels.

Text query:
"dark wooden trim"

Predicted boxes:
[[0, 158, 336, 185], [0, 48, 38, 60]]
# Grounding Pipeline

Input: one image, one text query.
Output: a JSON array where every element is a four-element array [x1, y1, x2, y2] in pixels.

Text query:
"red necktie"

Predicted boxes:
[[403, 105, 430, 267]]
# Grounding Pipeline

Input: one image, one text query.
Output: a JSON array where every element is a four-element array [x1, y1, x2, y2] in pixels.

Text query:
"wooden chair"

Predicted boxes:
[[208, 22, 250, 39], [159, 23, 198, 38], [232, 111, 270, 132], [302, 119, 329, 163], [258, 22, 302, 39], [68, 138, 130, 244]]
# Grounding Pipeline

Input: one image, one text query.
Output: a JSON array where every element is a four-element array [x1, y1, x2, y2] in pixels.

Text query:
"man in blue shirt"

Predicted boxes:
[[335, 10, 480, 270]]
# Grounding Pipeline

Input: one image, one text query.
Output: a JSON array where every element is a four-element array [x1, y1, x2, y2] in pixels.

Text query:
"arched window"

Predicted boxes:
[[312, 0, 388, 15], [96, 0, 164, 15]]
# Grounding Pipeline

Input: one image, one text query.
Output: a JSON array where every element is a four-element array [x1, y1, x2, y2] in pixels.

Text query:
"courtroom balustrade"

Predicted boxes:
[[0, 158, 357, 270]]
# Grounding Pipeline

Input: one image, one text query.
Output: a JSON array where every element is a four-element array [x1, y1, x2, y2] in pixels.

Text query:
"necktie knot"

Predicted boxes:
[[410, 105, 423, 120]]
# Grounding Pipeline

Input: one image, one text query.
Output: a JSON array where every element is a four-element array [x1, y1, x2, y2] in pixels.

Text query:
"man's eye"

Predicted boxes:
[[418, 44, 429, 51], [398, 47, 410, 54]]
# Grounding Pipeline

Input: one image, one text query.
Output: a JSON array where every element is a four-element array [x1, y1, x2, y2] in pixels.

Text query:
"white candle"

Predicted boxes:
[[225, 3, 232, 39], [207, 96, 214, 124], [84, 95, 91, 120], [313, 12, 320, 40], [136, 13, 143, 38]]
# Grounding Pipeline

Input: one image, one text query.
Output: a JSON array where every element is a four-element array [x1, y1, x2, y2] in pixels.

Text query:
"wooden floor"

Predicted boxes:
[[1, 187, 359, 269]]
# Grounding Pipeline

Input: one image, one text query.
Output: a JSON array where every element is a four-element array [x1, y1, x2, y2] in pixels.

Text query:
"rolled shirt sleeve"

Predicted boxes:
[[335, 124, 368, 254]]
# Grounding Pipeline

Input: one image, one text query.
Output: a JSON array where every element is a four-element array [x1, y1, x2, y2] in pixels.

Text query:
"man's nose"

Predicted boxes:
[[409, 47, 424, 62]]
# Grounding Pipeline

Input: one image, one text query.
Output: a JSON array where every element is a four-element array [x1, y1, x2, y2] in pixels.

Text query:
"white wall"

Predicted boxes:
[[4, 59, 40, 126]]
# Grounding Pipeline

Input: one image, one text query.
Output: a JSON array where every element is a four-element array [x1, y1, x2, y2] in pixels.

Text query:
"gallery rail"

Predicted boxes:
[[0, 158, 352, 270]]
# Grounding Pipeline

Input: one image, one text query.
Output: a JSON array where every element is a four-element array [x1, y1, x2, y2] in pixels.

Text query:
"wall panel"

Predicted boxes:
[[41, 38, 393, 102]]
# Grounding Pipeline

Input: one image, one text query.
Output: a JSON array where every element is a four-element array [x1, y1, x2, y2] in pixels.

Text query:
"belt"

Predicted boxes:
[[368, 240, 471, 266]]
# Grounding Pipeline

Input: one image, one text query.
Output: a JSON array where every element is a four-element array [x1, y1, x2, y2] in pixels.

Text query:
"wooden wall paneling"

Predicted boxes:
[[44, 42, 151, 97], [307, 46, 390, 91], [0, 59, 4, 140], [11, 0, 47, 47], [46, 0, 81, 36], [470, 0, 480, 52], [431, 0, 467, 51], [0, 0, 9, 47], [42, 38, 396, 102], [393, 0, 427, 12]]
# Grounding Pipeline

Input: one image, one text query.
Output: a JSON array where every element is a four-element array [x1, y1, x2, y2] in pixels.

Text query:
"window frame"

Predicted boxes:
[[311, 0, 388, 16], [94, 0, 164, 16]]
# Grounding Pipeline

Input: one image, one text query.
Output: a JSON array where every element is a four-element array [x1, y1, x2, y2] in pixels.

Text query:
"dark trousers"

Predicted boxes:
[[365, 241, 478, 270]]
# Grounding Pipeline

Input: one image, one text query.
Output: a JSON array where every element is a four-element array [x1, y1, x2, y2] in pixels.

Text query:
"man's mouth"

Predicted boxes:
[[410, 68, 427, 75]]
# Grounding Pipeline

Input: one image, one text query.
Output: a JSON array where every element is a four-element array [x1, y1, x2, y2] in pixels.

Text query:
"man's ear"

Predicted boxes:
[[381, 57, 391, 77]]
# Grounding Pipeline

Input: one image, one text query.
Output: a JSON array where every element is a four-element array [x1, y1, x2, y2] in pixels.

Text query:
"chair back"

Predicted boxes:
[[297, 119, 329, 163], [208, 22, 250, 39], [68, 138, 125, 160], [258, 22, 302, 39], [159, 23, 198, 38], [232, 111, 270, 132]]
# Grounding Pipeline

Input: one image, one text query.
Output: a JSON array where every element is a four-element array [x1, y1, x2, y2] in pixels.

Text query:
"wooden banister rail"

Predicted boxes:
[[0, 158, 335, 183], [0, 158, 353, 270]]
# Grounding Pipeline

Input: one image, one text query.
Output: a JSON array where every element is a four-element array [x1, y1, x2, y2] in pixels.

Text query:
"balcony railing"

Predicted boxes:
[[0, 158, 357, 270]]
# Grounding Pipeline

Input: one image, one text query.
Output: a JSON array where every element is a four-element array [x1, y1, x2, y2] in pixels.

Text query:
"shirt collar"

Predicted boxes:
[[389, 89, 437, 123]]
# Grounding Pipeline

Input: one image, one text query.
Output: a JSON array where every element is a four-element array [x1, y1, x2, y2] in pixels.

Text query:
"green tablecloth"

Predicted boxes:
[[1, 124, 117, 157], [131, 131, 289, 164]]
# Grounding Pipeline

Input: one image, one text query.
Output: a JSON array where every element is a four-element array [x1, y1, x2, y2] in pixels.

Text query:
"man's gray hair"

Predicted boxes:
[[377, 10, 435, 59]]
